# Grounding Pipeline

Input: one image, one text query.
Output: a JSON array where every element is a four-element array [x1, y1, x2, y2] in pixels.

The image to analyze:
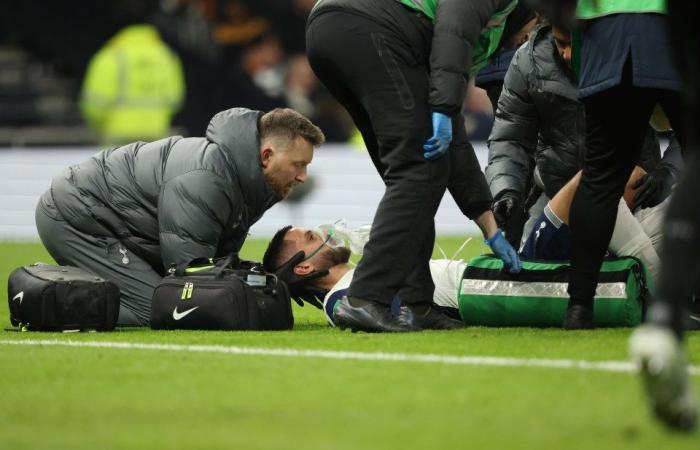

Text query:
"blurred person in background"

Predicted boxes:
[[628, 0, 700, 432], [461, 81, 495, 141], [165, 1, 287, 135], [80, 23, 185, 144], [254, 0, 317, 55], [284, 55, 317, 118], [284, 54, 355, 142], [238, 32, 287, 103]]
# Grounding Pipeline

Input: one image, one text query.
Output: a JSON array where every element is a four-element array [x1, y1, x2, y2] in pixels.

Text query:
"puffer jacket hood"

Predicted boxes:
[[205, 108, 280, 216]]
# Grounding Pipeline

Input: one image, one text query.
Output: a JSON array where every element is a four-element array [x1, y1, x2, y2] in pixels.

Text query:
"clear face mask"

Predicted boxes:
[[300, 228, 345, 262], [318, 220, 371, 255]]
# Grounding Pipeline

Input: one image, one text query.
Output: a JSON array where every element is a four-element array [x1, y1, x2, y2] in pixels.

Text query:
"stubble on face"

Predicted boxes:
[[264, 170, 296, 199], [262, 137, 313, 199]]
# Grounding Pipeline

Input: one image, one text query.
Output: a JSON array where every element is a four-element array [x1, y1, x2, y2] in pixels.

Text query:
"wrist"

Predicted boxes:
[[495, 190, 520, 203], [485, 229, 504, 245]]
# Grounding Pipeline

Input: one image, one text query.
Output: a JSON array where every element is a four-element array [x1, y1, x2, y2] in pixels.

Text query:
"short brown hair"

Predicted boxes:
[[259, 108, 325, 147]]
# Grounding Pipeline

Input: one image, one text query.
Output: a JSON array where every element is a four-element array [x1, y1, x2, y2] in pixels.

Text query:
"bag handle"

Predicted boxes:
[[173, 255, 236, 279]]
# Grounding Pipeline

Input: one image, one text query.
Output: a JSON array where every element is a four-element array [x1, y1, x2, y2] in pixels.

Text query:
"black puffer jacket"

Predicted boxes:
[[50, 108, 279, 273], [309, 0, 514, 116], [485, 25, 682, 201]]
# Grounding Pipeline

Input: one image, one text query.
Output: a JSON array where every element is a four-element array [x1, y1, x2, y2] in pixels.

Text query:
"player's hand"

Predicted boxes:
[[423, 112, 452, 160], [486, 229, 522, 273], [632, 166, 674, 210]]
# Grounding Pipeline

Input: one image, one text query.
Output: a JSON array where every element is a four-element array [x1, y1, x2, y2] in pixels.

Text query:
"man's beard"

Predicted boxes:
[[264, 172, 295, 199], [317, 246, 352, 269]]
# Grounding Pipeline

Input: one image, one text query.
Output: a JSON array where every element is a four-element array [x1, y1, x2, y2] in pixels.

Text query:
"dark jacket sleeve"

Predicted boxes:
[[429, 0, 505, 115], [158, 170, 237, 267], [485, 46, 538, 201]]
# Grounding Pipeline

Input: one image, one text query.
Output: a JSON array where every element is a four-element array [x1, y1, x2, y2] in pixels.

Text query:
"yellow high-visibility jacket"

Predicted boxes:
[[81, 24, 185, 144]]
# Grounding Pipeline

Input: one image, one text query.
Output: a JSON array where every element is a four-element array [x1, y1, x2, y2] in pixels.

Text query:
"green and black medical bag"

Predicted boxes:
[[458, 255, 650, 327]]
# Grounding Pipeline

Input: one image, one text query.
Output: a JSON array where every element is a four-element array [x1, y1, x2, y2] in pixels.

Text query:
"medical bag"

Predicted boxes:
[[150, 256, 293, 330], [7, 263, 120, 331], [458, 255, 649, 327]]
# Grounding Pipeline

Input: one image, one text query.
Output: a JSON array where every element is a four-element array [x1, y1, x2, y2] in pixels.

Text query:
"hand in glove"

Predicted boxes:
[[486, 229, 522, 273], [632, 166, 674, 210], [492, 191, 521, 230], [423, 112, 452, 160], [273, 251, 328, 309]]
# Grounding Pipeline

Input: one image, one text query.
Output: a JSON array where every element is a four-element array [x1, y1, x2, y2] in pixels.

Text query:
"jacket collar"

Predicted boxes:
[[527, 25, 579, 102]]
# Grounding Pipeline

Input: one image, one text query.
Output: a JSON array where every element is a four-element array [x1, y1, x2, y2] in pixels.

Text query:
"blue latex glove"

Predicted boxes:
[[423, 112, 452, 160], [485, 229, 522, 273]]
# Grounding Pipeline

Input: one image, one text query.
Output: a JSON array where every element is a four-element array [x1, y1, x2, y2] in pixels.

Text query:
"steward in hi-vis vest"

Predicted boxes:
[[80, 24, 185, 145]]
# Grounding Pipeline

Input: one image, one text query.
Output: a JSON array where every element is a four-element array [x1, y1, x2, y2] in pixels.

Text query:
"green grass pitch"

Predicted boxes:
[[1, 238, 699, 450]]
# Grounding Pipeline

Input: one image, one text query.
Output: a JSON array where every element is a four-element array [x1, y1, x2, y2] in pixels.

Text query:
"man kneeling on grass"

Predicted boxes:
[[36, 108, 324, 326]]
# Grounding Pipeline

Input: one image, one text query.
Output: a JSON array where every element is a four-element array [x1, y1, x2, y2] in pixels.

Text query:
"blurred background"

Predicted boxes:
[[0, 0, 494, 240]]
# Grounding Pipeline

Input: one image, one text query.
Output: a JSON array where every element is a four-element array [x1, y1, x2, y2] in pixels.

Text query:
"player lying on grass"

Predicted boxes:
[[263, 224, 466, 329], [262, 220, 700, 330]]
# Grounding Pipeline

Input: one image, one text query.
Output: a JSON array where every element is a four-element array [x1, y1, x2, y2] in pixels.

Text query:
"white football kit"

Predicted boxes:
[[322, 259, 467, 326]]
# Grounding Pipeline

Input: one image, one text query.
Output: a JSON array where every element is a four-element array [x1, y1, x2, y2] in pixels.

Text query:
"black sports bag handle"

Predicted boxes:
[[173, 255, 237, 279]]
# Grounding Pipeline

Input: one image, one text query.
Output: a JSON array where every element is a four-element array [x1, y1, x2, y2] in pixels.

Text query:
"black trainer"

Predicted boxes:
[[563, 302, 594, 330], [333, 296, 419, 332], [398, 303, 465, 330]]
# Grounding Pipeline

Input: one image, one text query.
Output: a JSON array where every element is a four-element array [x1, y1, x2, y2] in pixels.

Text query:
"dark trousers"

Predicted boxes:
[[568, 63, 684, 305], [35, 190, 160, 326], [307, 11, 491, 305]]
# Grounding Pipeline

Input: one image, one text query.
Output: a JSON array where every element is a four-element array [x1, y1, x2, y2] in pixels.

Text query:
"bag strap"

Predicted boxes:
[[173, 255, 236, 279]]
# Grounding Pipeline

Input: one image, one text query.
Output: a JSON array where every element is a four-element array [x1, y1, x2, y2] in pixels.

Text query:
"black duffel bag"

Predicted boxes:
[[7, 263, 120, 331], [150, 256, 293, 330]]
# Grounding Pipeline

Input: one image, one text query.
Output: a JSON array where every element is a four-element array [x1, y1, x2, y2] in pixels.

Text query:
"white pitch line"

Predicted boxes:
[[1, 339, 699, 376]]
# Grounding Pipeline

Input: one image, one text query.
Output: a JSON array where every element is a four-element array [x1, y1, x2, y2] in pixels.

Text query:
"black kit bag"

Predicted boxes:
[[150, 256, 293, 330], [7, 263, 120, 331]]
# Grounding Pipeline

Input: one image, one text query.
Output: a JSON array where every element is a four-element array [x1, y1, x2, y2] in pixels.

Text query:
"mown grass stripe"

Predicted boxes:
[[2, 339, 699, 376]]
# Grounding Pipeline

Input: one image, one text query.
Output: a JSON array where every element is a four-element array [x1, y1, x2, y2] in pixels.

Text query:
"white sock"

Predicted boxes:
[[609, 199, 660, 284]]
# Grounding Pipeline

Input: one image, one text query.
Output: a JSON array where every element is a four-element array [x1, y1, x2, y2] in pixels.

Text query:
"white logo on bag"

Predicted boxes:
[[12, 291, 24, 305], [172, 306, 199, 320]]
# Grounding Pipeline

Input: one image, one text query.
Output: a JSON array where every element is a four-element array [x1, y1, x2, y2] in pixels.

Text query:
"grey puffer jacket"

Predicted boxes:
[[485, 25, 682, 202], [310, 0, 514, 116], [50, 108, 279, 273]]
